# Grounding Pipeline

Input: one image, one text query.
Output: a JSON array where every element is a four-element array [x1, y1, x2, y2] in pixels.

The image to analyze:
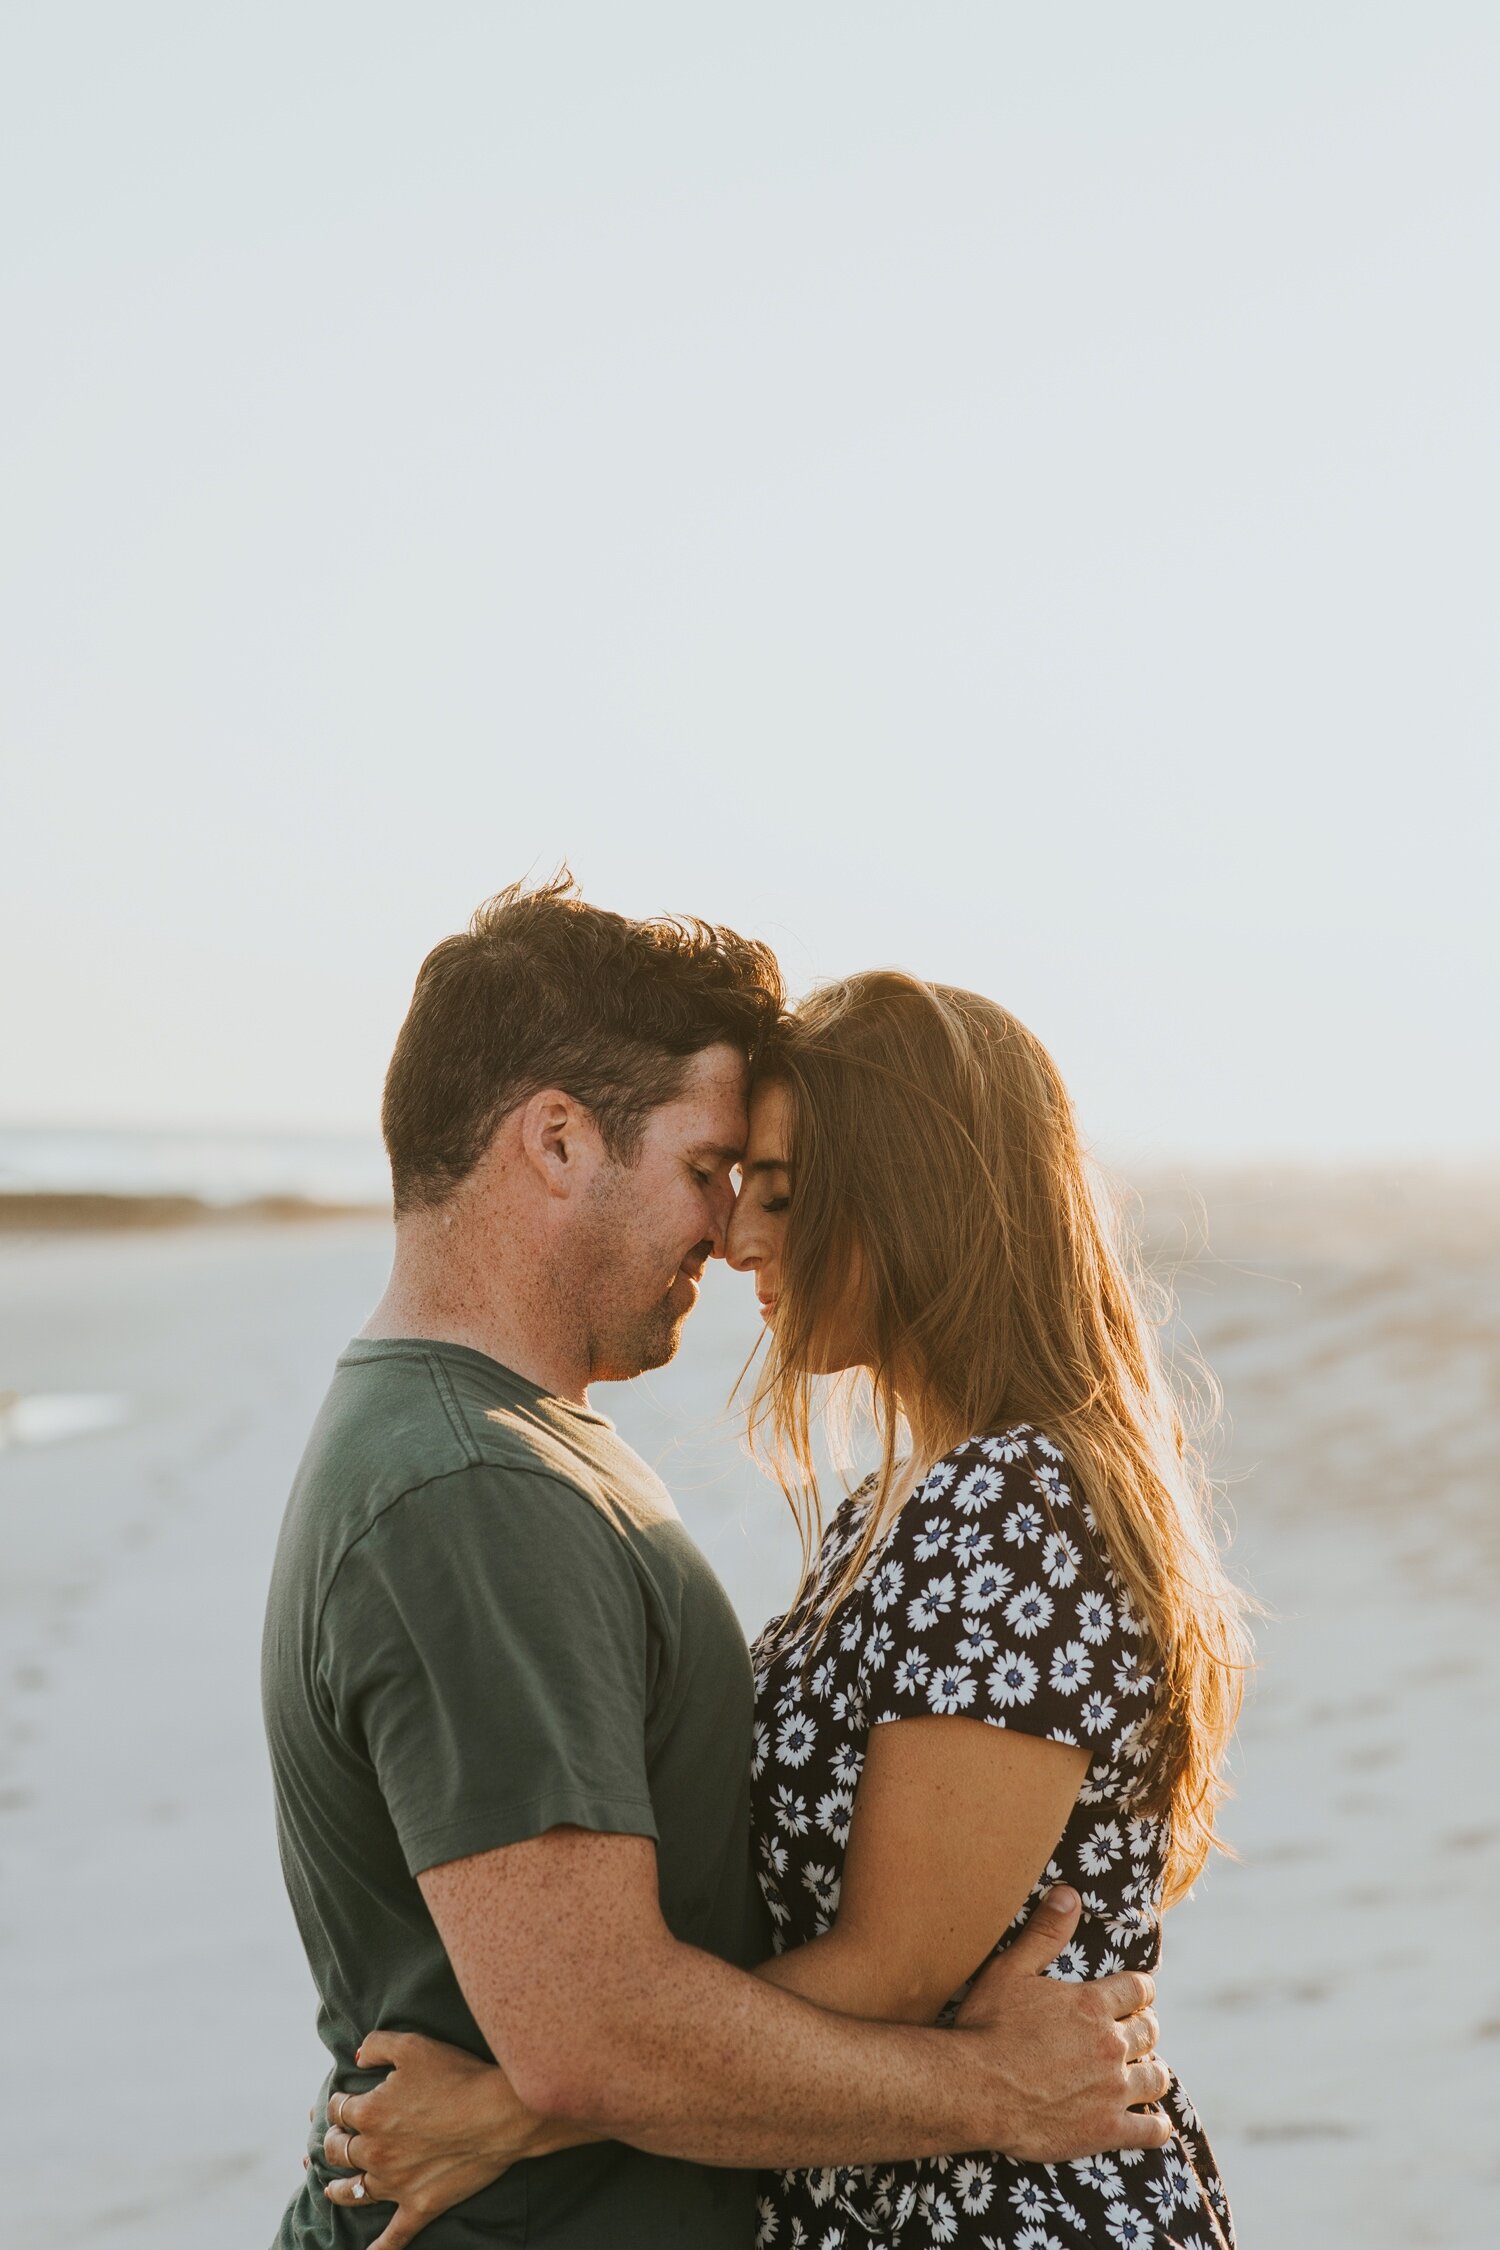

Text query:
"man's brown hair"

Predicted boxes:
[[382, 872, 784, 1214]]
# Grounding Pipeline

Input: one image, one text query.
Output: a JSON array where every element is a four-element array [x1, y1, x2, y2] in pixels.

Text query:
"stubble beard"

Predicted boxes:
[[575, 1167, 694, 1385], [588, 1294, 687, 1384]]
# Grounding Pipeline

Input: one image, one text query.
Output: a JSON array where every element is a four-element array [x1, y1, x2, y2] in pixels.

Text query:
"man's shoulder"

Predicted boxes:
[[287, 1342, 669, 1565], [472, 1399, 680, 1539], [290, 1342, 481, 1524]]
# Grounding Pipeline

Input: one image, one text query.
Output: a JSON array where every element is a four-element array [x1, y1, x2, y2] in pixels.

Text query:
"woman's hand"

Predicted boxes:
[[318, 2030, 559, 2250]]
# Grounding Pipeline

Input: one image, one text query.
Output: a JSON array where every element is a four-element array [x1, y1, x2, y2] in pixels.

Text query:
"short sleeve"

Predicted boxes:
[[861, 1429, 1141, 1749], [319, 1465, 659, 1876]]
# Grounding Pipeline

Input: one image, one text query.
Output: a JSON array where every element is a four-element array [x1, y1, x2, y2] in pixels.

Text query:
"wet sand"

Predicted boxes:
[[0, 1175, 1495, 2247]]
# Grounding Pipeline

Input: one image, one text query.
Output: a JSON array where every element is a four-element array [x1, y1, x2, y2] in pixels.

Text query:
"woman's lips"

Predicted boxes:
[[757, 1296, 778, 1317]]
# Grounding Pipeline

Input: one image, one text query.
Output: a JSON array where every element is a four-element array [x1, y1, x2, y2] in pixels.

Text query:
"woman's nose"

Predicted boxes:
[[724, 1216, 759, 1273]]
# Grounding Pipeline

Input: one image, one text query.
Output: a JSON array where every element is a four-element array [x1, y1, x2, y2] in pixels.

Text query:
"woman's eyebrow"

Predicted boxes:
[[742, 1157, 791, 1176]]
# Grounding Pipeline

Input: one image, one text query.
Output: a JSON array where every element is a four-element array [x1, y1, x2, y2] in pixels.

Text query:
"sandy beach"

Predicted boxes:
[[1, 1176, 1496, 2248]]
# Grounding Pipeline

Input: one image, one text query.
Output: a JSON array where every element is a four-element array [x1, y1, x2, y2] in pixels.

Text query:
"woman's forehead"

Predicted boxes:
[[746, 1078, 792, 1158]]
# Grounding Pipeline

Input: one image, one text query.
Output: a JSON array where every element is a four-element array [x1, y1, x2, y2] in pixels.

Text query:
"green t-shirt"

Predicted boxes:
[[262, 1337, 769, 2248]]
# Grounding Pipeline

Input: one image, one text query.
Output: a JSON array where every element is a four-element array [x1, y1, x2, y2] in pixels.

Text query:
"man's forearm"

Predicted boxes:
[[520, 1934, 998, 2169], [430, 1832, 1160, 2176]]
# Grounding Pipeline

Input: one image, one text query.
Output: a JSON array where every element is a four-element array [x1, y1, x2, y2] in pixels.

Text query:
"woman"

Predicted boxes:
[[322, 972, 1247, 2249]]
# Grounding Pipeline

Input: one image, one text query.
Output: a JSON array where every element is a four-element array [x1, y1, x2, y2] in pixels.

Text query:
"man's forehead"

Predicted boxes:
[[657, 1044, 749, 1148], [682, 1040, 750, 1091]]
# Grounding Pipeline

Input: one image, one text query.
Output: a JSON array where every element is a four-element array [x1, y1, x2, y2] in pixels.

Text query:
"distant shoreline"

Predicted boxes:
[[3, 1165, 1497, 1247], [0, 1191, 391, 1233]]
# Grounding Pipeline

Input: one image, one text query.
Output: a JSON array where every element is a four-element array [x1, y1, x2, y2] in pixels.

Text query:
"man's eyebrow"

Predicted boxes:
[[689, 1142, 747, 1165]]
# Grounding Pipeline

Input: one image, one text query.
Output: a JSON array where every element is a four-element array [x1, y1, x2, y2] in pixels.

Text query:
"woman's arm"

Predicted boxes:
[[316, 2030, 601, 2250], [756, 1714, 1088, 2022]]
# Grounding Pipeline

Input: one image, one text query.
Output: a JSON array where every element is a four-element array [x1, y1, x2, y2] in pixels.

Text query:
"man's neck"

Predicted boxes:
[[361, 1229, 589, 1405]]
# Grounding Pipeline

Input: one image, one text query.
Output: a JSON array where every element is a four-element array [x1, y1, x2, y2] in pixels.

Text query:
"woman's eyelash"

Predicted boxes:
[[764, 1195, 791, 1214]]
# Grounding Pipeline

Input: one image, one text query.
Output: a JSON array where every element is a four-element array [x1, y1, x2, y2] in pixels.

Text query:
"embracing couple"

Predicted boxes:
[[262, 875, 1246, 2250]]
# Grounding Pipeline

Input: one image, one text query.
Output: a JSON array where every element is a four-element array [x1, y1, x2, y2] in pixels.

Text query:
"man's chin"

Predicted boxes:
[[589, 1307, 688, 1386]]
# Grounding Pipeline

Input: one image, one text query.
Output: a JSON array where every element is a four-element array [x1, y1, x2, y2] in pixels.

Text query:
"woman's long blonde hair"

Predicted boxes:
[[747, 971, 1252, 1903]]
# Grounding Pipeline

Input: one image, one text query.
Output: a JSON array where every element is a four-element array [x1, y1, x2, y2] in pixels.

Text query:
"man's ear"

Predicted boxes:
[[517, 1088, 603, 1200]]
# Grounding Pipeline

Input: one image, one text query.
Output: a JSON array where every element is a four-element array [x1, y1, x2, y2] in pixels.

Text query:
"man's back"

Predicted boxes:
[[263, 1336, 767, 2247]]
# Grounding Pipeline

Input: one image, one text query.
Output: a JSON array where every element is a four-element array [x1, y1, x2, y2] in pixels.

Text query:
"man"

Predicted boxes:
[[262, 875, 1168, 2249]]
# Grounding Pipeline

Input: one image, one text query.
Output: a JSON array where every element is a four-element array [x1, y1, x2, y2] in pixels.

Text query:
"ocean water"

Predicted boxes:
[[0, 1124, 389, 1206]]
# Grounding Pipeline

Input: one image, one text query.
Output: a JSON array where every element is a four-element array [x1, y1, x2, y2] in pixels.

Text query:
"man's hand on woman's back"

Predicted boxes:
[[953, 1884, 1170, 2162]]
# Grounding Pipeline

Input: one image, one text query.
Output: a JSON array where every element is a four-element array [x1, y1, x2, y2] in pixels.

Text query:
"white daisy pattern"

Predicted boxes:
[[956, 1616, 999, 1666], [908, 1574, 958, 1631], [927, 1662, 978, 1715], [1048, 1640, 1093, 1696], [777, 1711, 818, 1767], [1002, 1499, 1045, 1547], [865, 1619, 896, 1672], [1077, 1591, 1115, 1645], [963, 1558, 1014, 1611], [955, 1464, 1006, 1514], [987, 1648, 1039, 1708], [749, 1428, 1235, 2250], [1004, 1583, 1054, 1639], [1042, 1529, 1082, 1588], [870, 1558, 905, 1613]]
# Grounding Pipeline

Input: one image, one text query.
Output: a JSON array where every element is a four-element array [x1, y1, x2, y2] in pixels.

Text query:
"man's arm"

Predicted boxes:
[[418, 1824, 1169, 2171]]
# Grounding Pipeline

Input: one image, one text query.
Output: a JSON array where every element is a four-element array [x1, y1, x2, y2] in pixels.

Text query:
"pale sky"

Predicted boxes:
[[4, 4, 1496, 1160]]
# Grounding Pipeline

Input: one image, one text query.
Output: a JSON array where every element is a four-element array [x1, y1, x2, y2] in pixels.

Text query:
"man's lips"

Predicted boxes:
[[672, 1241, 713, 1298]]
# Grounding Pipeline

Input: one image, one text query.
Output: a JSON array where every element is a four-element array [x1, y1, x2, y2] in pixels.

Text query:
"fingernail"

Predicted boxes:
[[355, 2047, 364, 2065], [1045, 1884, 1079, 1914]]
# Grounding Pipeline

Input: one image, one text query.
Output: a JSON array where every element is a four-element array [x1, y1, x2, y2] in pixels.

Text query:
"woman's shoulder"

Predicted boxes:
[[892, 1423, 1121, 1597], [929, 1420, 1071, 1478], [859, 1424, 1157, 1743], [912, 1422, 1083, 1528]]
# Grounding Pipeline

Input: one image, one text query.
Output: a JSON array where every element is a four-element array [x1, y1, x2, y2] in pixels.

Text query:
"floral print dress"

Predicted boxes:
[[748, 1426, 1235, 2250]]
